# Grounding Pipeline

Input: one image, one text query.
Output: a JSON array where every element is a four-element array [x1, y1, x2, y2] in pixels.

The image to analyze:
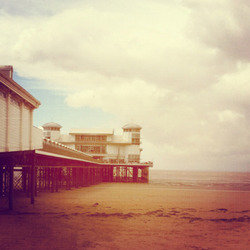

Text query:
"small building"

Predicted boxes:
[[42, 123, 143, 164], [0, 66, 41, 152]]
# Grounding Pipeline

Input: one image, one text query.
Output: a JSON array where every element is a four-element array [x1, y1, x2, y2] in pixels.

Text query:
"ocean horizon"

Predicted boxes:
[[149, 169, 250, 191]]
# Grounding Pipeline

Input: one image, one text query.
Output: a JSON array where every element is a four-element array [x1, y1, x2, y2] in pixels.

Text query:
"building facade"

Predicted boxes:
[[0, 66, 41, 152], [42, 123, 143, 164]]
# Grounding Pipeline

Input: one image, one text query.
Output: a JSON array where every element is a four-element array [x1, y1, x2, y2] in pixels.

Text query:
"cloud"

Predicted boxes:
[[0, 0, 249, 170], [185, 0, 250, 61]]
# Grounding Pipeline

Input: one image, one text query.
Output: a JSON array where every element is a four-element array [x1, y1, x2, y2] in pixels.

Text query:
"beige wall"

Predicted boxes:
[[32, 126, 43, 149]]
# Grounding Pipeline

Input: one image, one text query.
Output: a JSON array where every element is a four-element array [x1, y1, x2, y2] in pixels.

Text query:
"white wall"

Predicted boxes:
[[50, 130, 61, 141], [9, 98, 21, 151], [22, 105, 31, 150], [0, 91, 7, 152], [32, 126, 43, 149], [122, 131, 132, 142], [107, 145, 118, 155]]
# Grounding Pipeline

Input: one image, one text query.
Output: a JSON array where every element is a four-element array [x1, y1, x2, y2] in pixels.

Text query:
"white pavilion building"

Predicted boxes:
[[42, 123, 143, 164]]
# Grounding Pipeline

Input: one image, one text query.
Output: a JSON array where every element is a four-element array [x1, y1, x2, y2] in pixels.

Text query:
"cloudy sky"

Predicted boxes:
[[0, 0, 249, 171]]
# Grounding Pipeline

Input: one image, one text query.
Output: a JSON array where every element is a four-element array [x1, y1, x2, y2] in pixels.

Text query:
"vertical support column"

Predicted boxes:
[[30, 164, 35, 204], [34, 166, 37, 197], [74, 168, 78, 188], [102, 168, 105, 182], [26, 167, 30, 197], [83, 168, 87, 186], [66, 167, 71, 190], [72, 168, 77, 188], [51, 168, 55, 193], [93, 168, 96, 184], [48, 168, 51, 191], [89, 168, 92, 185], [98, 168, 101, 183], [142, 167, 149, 183], [38, 167, 42, 191], [87, 167, 91, 186], [3, 166, 7, 194], [20, 102, 23, 150], [44, 168, 47, 190], [133, 167, 138, 183], [109, 166, 114, 182], [85, 167, 89, 186], [93, 168, 95, 184], [125, 167, 128, 183], [0, 165, 3, 197], [95, 168, 98, 184], [117, 167, 120, 182], [8, 165, 14, 210], [29, 109, 33, 150], [5, 92, 10, 151], [80, 168, 83, 187], [58, 168, 62, 189], [55, 168, 58, 192]]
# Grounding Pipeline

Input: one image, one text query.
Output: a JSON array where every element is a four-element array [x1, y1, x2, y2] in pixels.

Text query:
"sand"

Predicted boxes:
[[0, 183, 249, 250]]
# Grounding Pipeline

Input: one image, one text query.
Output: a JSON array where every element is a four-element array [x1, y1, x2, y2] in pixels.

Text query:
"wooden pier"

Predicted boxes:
[[0, 150, 151, 210]]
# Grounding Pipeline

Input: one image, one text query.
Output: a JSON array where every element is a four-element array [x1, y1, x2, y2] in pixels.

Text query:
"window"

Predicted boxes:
[[44, 131, 51, 139], [78, 145, 106, 154], [128, 154, 140, 163], [132, 138, 140, 145]]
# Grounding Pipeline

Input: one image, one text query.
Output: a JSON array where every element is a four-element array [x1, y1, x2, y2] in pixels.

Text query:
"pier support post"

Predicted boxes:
[[38, 167, 42, 191], [142, 167, 149, 183], [0, 166, 3, 197], [30, 165, 35, 204], [133, 167, 138, 183], [51, 168, 55, 193], [90, 168, 92, 185], [34, 167, 37, 197], [109, 166, 113, 182], [26, 168, 30, 197], [8, 165, 14, 210], [125, 167, 128, 182], [66, 167, 71, 190], [86, 167, 90, 186], [55, 168, 58, 192], [48, 168, 51, 191]]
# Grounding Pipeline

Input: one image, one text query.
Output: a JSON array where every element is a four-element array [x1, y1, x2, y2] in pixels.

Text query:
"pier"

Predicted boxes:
[[0, 148, 151, 210], [0, 65, 152, 211]]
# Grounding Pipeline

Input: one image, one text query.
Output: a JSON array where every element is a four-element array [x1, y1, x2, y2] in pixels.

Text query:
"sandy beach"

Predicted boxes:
[[0, 180, 249, 250]]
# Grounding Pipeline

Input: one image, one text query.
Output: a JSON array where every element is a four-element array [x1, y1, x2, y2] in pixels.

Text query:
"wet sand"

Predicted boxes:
[[0, 183, 249, 249]]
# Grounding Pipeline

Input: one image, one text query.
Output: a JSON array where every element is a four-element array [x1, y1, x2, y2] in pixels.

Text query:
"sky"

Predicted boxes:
[[0, 0, 249, 171]]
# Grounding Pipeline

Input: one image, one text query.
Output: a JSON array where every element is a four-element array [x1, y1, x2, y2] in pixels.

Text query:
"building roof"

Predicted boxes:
[[42, 122, 62, 129], [69, 128, 114, 135], [0, 66, 41, 109], [122, 123, 142, 130]]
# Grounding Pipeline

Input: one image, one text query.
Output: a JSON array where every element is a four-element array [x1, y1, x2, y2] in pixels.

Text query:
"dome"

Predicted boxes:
[[122, 123, 142, 130], [42, 122, 62, 129]]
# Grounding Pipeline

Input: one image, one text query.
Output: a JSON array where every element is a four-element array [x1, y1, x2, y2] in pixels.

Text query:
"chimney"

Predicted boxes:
[[0, 65, 13, 79]]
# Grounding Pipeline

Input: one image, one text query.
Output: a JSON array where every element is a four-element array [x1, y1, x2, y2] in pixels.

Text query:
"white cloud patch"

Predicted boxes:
[[0, 0, 249, 170]]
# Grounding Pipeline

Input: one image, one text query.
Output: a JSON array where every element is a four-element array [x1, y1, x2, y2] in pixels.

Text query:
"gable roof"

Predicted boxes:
[[0, 66, 40, 108]]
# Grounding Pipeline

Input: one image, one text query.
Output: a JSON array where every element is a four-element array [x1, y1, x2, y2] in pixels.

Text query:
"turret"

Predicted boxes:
[[122, 123, 141, 145], [42, 122, 62, 141]]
